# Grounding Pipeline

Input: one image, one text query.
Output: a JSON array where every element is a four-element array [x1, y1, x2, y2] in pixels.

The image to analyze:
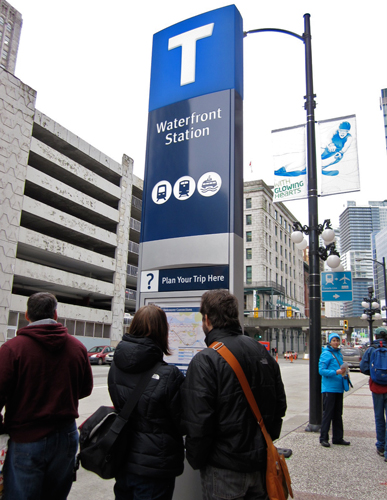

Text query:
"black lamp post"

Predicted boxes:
[[361, 286, 382, 344], [245, 14, 322, 432], [356, 257, 387, 323]]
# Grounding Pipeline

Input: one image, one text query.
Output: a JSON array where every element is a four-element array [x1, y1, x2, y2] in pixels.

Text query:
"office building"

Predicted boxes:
[[381, 88, 387, 151], [0, 68, 142, 348], [0, 0, 22, 73], [340, 201, 387, 317]]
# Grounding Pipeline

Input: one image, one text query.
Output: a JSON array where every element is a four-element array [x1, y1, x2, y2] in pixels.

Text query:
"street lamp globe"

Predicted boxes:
[[321, 228, 335, 244], [361, 313, 368, 320], [375, 313, 382, 320], [334, 264, 344, 272], [372, 301, 380, 309], [361, 301, 369, 308], [327, 254, 341, 269], [296, 238, 308, 250], [291, 231, 304, 244]]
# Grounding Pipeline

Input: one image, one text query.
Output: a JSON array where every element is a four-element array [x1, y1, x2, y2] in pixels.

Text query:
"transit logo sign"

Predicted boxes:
[[149, 5, 243, 111]]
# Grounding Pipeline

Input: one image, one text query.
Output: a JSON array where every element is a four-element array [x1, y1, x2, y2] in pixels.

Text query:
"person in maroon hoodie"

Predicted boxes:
[[0, 292, 93, 500]]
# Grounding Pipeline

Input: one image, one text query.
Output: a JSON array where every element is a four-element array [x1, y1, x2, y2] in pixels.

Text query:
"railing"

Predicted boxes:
[[128, 241, 139, 254], [127, 265, 138, 277], [131, 196, 142, 211], [130, 218, 141, 232], [244, 308, 305, 319], [125, 288, 137, 301]]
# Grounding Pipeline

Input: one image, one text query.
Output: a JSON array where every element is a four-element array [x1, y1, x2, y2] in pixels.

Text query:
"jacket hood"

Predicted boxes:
[[114, 335, 163, 373], [17, 323, 69, 352]]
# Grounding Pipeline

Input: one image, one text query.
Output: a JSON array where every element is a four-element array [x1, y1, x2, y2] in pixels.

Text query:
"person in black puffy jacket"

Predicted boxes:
[[181, 290, 287, 500], [108, 305, 184, 500]]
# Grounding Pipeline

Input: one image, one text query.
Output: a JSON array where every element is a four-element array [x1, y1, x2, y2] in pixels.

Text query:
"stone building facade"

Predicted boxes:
[[0, 68, 142, 347]]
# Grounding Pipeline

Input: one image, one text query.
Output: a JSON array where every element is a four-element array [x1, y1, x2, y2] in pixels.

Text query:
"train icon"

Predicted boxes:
[[179, 180, 190, 197]]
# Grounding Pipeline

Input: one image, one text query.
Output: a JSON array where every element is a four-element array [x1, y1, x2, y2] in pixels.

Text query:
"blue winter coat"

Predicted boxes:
[[319, 345, 344, 393]]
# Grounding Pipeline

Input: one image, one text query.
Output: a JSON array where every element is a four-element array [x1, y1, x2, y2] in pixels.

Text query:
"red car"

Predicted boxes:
[[87, 346, 114, 365]]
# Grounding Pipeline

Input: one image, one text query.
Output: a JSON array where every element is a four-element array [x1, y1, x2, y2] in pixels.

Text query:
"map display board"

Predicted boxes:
[[162, 306, 206, 373]]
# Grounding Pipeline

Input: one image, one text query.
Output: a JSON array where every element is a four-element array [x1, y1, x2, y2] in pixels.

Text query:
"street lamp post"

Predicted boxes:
[[356, 257, 387, 320], [245, 14, 322, 431], [361, 286, 382, 344]]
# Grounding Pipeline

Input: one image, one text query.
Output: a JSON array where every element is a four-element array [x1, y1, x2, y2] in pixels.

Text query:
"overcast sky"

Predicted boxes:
[[9, 0, 387, 228]]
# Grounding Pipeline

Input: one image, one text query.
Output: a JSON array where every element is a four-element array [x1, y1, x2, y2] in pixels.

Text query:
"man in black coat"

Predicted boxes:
[[181, 289, 287, 500]]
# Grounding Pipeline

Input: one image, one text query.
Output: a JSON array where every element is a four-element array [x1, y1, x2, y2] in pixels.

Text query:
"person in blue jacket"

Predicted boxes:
[[319, 333, 351, 447]]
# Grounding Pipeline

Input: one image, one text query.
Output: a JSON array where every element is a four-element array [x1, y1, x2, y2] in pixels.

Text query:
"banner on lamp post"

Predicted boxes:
[[319, 114, 360, 196], [272, 124, 307, 203]]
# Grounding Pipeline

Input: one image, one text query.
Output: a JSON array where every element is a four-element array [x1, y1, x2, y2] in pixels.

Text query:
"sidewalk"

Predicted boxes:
[[69, 369, 386, 500], [276, 378, 387, 500]]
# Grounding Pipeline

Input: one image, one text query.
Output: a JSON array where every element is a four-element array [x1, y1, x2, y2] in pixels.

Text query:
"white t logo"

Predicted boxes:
[[168, 23, 214, 86]]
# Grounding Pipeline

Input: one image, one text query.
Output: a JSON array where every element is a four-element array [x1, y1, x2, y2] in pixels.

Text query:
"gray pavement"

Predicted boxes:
[[69, 359, 387, 500]]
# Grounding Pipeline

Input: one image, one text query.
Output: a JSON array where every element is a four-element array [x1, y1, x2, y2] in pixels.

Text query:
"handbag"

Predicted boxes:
[[330, 352, 353, 392], [77, 361, 162, 479], [210, 341, 293, 500], [0, 434, 9, 500]]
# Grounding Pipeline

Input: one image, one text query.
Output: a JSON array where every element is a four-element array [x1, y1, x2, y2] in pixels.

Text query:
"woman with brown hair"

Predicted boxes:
[[108, 305, 184, 500]]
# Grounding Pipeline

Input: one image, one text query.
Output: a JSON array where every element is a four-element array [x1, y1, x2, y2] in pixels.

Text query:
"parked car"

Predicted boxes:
[[87, 346, 114, 365], [340, 346, 363, 370], [284, 351, 298, 360], [105, 348, 115, 364]]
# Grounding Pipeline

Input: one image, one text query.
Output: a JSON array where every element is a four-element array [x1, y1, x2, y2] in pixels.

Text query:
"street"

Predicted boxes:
[[70, 358, 369, 500]]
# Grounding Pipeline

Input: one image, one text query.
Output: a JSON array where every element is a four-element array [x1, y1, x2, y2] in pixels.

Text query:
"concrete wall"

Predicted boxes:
[[0, 69, 36, 343]]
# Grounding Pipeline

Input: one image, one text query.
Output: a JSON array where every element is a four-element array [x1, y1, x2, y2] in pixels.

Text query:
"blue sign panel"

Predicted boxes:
[[149, 5, 243, 111], [321, 271, 353, 302], [159, 265, 229, 292], [141, 90, 241, 243]]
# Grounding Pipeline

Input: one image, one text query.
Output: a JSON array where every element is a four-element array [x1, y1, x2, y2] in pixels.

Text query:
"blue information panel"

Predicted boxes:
[[149, 5, 243, 111], [141, 91, 238, 243], [321, 271, 353, 302]]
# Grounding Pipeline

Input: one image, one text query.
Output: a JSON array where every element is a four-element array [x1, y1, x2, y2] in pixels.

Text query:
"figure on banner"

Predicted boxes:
[[274, 154, 306, 178], [321, 121, 353, 176]]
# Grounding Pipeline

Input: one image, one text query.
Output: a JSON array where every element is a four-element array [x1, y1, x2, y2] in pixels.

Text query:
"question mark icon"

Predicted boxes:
[[147, 273, 154, 290]]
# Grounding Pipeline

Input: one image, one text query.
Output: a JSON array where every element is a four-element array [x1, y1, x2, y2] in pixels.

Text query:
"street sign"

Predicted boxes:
[[321, 271, 353, 302]]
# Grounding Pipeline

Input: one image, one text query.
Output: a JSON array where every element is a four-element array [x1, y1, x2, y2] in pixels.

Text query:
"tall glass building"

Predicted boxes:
[[381, 89, 387, 151], [340, 201, 387, 317]]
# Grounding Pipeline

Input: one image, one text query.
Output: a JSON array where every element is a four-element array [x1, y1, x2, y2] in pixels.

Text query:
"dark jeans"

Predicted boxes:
[[372, 392, 387, 457], [114, 472, 175, 500], [200, 464, 268, 500], [320, 392, 344, 443], [3, 421, 78, 500]]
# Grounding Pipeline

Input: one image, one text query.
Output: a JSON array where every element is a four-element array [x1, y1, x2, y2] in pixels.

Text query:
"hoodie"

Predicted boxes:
[[0, 322, 93, 442]]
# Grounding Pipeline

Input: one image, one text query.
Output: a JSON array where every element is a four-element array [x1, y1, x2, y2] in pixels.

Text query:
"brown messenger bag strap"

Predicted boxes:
[[210, 341, 272, 446]]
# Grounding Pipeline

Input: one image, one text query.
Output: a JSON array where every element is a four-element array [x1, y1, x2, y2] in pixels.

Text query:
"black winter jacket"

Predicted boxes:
[[181, 328, 287, 471], [108, 335, 185, 478]]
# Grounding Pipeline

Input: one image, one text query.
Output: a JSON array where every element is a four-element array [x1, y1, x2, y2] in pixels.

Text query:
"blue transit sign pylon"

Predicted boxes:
[[321, 271, 353, 302]]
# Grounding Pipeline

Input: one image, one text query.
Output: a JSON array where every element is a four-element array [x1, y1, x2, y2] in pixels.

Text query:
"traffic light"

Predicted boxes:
[[343, 320, 348, 330]]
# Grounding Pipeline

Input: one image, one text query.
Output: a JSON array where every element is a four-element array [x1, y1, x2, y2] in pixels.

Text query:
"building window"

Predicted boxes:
[[280, 245, 283, 256], [276, 273, 278, 283], [246, 248, 252, 260], [246, 214, 252, 225], [246, 231, 252, 242], [276, 257, 278, 268], [246, 266, 252, 284], [280, 215, 283, 225], [269, 252, 272, 264], [246, 198, 252, 209], [285, 249, 287, 259], [275, 241, 278, 252], [280, 230, 283, 240], [275, 226, 278, 236], [275, 210, 278, 220], [281, 261, 283, 271], [284, 220, 287, 231]]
